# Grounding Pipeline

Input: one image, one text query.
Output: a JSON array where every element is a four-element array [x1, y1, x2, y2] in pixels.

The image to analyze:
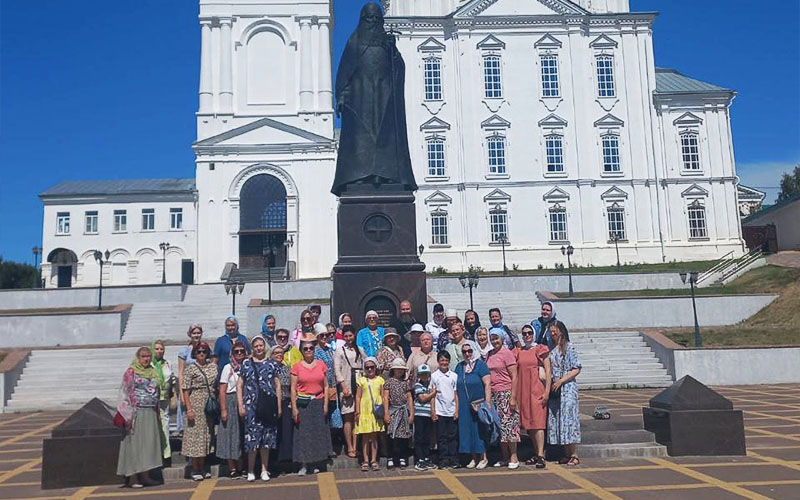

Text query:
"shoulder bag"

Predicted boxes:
[[367, 380, 385, 420], [254, 361, 279, 425], [461, 364, 484, 415], [197, 365, 220, 423]]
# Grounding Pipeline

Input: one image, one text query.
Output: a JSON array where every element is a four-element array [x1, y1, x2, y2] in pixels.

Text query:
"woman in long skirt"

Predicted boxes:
[[547, 321, 582, 466], [217, 341, 246, 478], [150, 339, 174, 459], [291, 339, 333, 475], [182, 342, 218, 481]]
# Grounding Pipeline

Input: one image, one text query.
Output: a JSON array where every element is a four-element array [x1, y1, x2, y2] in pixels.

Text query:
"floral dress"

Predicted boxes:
[[547, 343, 581, 445], [182, 362, 218, 457], [314, 345, 343, 428], [239, 358, 280, 452], [376, 346, 405, 379], [385, 377, 412, 439]]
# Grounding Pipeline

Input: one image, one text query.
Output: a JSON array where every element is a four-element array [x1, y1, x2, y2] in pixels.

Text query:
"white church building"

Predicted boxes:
[[39, 0, 745, 288]]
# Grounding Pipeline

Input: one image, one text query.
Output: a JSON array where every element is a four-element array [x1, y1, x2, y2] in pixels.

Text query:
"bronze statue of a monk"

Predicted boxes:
[[331, 2, 417, 196]]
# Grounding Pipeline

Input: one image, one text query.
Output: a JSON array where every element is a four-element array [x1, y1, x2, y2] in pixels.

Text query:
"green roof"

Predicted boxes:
[[40, 178, 196, 197], [655, 68, 731, 94]]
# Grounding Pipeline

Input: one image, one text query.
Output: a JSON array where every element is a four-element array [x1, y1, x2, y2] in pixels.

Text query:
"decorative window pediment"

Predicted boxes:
[[681, 184, 709, 198], [538, 113, 568, 128], [477, 34, 505, 51], [425, 190, 453, 205], [594, 113, 624, 128], [484, 188, 511, 203], [601, 186, 628, 200], [543, 186, 570, 201], [420, 116, 451, 132], [481, 114, 511, 130], [534, 34, 562, 49], [589, 34, 618, 49], [673, 112, 703, 126], [418, 37, 446, 53]]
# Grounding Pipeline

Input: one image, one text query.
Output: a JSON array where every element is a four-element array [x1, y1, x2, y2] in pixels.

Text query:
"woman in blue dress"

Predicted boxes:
[[237, 335, 281, 482], [314, 324, 343, 431], [546, 320, 582, 466], [454, 343, 492, 469]]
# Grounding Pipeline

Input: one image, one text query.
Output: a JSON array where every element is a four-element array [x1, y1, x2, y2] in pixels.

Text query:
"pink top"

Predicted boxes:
[[486, 347, 517, 392], [291, 361, 327, 399]]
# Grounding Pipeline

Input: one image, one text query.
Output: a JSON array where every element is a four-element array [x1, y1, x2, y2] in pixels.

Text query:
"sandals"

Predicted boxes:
[[558, 456, 570, 465], [565, 456, 580, 466], [525, 457, 537, 466], [347, 451, 358, 459], [371, 462, 380, 471], [535, 456, 546, 469], [361, 462, 370, 472]]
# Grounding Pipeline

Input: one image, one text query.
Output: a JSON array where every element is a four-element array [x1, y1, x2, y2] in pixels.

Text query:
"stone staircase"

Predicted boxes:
[[428, 291, 537, 328]]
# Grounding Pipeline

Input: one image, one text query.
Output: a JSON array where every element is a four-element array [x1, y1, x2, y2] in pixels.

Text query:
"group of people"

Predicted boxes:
[[115, 301, 582, 487]]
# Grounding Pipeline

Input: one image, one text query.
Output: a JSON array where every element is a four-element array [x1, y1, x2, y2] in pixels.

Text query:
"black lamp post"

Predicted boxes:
[[224, 280, 245, 315], [560, 244, 574, 297], [418, 244, 425, 256], [680, 271, 702, 347], [610, 233, 621, 272], [93, 249, 110, 310], [458, 270, 480, 310], [159, 242, 170, 284], [498, 236, 509, 276], [283, 234, 294, 280], [263, 243, 278, 305], [32, 246, 42, 288]]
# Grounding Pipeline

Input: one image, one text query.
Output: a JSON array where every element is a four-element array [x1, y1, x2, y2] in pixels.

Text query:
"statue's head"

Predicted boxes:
[[358, 3, 385, 39]]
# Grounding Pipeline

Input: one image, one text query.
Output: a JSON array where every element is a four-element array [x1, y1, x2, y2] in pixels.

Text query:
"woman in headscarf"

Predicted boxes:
[[217, 340, 247, 479], [117, 346, 164, 488], [313, 323, 343, 445], [182, 341, 218, 481], [237, 335, 281, 481], [177, 324, 204, 435], [376, 328, 405, 379], [261, 314, 278, 347], [357, 310, 385, 357], [149, 340, 174, 459], [271, 343, 295, 467], [531, 302, 557, 349], [454, 341, 491, 469], [337, 312, 353, 341], [463, 310, 481, 342], [487, 329, 521, 469], [515, 324, 550, 468], [475, 326, 493, 360]]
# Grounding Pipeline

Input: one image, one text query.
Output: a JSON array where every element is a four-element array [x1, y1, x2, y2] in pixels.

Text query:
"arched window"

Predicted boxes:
[[239, 174, 287, 231]]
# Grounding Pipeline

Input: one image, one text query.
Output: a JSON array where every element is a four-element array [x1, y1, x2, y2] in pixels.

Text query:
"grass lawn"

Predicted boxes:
[[428, 259, 716, 277], [661, 326, 799, 348]]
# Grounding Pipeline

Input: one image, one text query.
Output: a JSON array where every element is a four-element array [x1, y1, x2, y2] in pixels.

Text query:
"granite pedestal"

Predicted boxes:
[[331, 185, 427, 329], [642, 375, 745, 456]]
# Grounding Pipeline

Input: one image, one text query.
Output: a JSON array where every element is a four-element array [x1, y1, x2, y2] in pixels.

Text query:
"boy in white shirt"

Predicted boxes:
[[430, 350, 459, 469]]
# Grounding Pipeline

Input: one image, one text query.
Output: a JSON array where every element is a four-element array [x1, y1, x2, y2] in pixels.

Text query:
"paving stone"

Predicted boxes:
[[614, 486, 746, 500], [576, 468, 702, 487], [743, 483, 800, 500], [456, 471, 574, 493]]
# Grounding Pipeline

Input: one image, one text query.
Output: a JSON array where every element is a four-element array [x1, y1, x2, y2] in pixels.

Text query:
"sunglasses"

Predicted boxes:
[[277, 336, 288, 340], [302, 317, 314, 322], [233, 349, 246, 354], [196, 350, 209, 355], [462, 348, 473, 354], [365, 365, 376, 370], [301, 346, 315, 352]]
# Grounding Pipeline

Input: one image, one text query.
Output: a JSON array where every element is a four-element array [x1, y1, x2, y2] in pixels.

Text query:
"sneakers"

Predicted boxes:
[[260, 470, 270, 482], [246, 473, 255, 482], [508, 461, 519, 470], [476, 458, 488, 470], [203, 472, 212, 479], [493, 461, 507, 468], [387, 459, 395, 469], [191, 474, 204, 481], [399, 458, 407, 468], [415, 461, 427, 471], [297, 466, 307, 476]]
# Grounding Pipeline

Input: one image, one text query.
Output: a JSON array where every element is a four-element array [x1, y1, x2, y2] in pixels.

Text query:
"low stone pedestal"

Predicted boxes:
[[42, 398, 126, 489], [642, 375, 745, 456]]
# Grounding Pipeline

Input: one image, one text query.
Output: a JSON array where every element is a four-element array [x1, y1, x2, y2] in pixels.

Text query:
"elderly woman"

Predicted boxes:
[[487, 329, 521, 469], [454, 342, 491, 470], [271, 343, 295, 466], [217, 340, 246, 479], [334, 325, 366, 458], [275, 328, 302, 368], [313, 323, 343, 442], [117, 346, 163, 488], [463, 310, 481, 342], [357, 310, 385, 357], [237, 335, 281, 482], [516, 324, 551, 468], [548, 320, 582, 466], [531, 302, 558, 349], [376, 328, 405, 379], [177, 324, 204, 434], [150, 340, 174, 458], [291, 339, 333, 475], [182, 341, 218, 481], [475, 326, 493, 360]]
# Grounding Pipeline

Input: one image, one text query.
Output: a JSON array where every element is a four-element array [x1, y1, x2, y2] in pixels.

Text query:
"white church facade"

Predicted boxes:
[[39, 0, 745, 288]]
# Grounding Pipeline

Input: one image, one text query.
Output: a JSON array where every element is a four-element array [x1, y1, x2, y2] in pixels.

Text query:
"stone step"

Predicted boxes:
[[577, 442, 667, 458], [581, 429, 655, 445]]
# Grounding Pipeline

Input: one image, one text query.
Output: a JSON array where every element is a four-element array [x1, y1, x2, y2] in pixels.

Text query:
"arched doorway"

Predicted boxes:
[[47, 248, 77, 288], [239, 174, 288, 269]]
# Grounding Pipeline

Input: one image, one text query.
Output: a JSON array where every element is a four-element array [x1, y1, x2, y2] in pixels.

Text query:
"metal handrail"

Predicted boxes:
[[696, 250, 735, 284]]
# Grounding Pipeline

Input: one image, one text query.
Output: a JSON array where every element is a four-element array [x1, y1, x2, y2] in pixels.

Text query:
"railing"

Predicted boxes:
[[718, 248, 764, 284], [696, 250, 735, 285]]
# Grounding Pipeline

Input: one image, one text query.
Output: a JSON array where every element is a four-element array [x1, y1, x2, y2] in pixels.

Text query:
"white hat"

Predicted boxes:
[[409, 323, 424, 332], [365, 310, 379, 321], [417, 364, 431, 374], [446, 308, 458, 318], [313, 323, 328, 336], [389, 358, 407, 371]]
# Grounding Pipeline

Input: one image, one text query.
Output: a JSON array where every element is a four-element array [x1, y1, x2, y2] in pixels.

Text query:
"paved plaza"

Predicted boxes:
[[1, 385, 799, 500]]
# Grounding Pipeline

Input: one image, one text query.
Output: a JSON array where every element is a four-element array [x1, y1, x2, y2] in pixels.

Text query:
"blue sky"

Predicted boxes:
[[1, 0, 798, 264]]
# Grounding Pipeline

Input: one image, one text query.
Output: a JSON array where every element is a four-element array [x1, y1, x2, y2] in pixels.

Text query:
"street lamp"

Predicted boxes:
[[418, 244, 425, 256], [610, 233, 621, 272], [93, 249, 110, 310], [263, 243, 278, 305], [32, 246, 42, 288], [283, 234, 294, 280], [458, 270, 480, 310], [560, 244, 574, 297], [224, 279, 245, 315], [497, 236, 510, 276], [679, 271, 702, 347], [159, 242, 170, 284]]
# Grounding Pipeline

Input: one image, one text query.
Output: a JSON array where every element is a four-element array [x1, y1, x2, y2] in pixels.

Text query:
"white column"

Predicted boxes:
[[219, 18, 233, 113], [317, 18, 333, 111], [199, 20, 213, 113], [299, 18, 313, 111]]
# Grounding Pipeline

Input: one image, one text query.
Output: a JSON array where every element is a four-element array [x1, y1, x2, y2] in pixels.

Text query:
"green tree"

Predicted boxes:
[[777, 165, 800, 202], [0, 257, 38, 289]]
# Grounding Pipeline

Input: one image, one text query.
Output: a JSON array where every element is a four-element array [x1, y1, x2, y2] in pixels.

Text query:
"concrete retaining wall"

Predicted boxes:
[[0, 305, 131, 348], [0, 285, 185, 310], [673, 347, 800, 386], [247, 302, 332, 334], [426, 272, 685, 294], [0, 350, 29, 411], [543, 293, 777, 329]]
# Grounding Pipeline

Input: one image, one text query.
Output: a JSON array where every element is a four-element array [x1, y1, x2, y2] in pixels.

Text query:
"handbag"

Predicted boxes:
[[254, 362, 279, 425], [367, 381, 385, 420], [198, 366, 220, 423], [462, 364, 484, 415], [112, 411, 126, 429]]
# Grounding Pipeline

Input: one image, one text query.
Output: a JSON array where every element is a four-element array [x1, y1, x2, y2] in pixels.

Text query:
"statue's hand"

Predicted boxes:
[[336, 100, 343, 117]]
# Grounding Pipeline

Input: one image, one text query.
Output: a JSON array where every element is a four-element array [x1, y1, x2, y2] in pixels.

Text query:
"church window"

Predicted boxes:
[[687, 200, 708, 239], [56, 212, 70, 235], [423, 57, 443, 101], [545, 134, 564, 173], [430, 209, 448, 246], [596, 55, 615, 98], [607, 202, 626, 241], [489, 204, 509, 243], [113, 210, 127, 232], [141, 208, 155, 231], [540, 55, 560, 97], [487, 135, 507, 175], [601, 134, 621, 173], [85, 211, 98, 234], [548, 203, 568, 242], [427, 138, 446, 177], [170, 208, 183, 230], [680, 132, 701, 171], [483, 55, 502, 98]]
